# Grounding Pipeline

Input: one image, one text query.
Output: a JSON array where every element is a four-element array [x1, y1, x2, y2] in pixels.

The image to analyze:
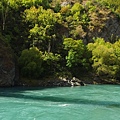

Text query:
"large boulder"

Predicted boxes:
[[0, 38, 17, 87]]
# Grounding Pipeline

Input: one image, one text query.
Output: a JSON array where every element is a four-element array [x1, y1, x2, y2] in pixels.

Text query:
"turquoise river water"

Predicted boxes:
[[0, 85, 120, 120]]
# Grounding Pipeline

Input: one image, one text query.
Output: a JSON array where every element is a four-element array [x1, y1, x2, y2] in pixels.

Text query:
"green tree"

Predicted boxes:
[[113, 40, 120, 78], [63, 38, 89, 68], [24, 6, 62, 52], [87, 38, 120, 79], [19, 47, 43, 79]]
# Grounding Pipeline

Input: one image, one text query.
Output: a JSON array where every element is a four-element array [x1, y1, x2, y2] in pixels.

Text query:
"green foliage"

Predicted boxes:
[[53, 2, 61, 12], [21, 0, 50, 9], [42, 52, 61, 75], [101, 0, 120, 16], [0, 0, 49, 10], [7, 0, 22, 9], [113, 40, 120, 78], [24, 6, 40, 23], [19, 47, 61, 78], [43, 52, 60, 62], [71, 3, 83, 14], [63, 38, 89, 69], [85, 1, 97, 13], [19, 47, 43, 79], [24, 6, 62, 51], [87, 38, 120, 78], [60, 5, 70, 16]]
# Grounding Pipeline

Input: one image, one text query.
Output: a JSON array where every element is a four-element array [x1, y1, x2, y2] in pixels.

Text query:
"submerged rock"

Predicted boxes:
[[0, 38, 17, 87]]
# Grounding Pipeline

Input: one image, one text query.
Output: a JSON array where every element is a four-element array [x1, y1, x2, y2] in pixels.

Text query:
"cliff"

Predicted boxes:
[[87, 5, 120, 43], [0, 37, 18, 87]]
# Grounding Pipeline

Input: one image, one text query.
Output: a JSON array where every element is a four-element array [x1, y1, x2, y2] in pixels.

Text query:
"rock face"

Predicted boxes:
[[0, 39, 16, 87], [86, 6, 120, 43]]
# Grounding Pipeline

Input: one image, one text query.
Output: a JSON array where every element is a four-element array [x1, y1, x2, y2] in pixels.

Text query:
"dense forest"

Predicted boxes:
[[0, 0, 120, 85]]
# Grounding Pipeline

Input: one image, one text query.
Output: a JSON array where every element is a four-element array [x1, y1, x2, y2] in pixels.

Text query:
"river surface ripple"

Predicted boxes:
[[0, 85, 120, 120]]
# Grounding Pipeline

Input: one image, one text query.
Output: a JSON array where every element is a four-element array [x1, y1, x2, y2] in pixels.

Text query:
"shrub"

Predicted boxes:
[[19, 47, 43, 79], [87, 38, 120, 79]]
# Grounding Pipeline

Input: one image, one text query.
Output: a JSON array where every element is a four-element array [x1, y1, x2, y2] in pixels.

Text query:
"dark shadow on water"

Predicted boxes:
[[0, 87, 120, 108]]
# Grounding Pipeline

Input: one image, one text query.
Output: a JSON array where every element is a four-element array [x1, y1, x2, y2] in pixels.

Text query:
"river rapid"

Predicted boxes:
[[0, 85, 120, 120]]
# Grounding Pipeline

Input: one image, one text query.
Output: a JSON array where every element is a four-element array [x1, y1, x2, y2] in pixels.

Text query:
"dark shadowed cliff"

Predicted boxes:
[[0, 37, 18, 87]]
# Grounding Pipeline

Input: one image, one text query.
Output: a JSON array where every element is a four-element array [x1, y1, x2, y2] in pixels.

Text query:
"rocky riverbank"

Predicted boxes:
[[18, 76, 86, 87]]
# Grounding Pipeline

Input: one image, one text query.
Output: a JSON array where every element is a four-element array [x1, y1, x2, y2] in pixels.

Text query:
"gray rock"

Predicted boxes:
[[59, 76, 85, 86], [70, 77, 85, 86]]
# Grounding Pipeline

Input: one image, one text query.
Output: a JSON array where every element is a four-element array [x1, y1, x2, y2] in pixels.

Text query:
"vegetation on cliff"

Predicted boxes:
[[0, 0, 120, 85]]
